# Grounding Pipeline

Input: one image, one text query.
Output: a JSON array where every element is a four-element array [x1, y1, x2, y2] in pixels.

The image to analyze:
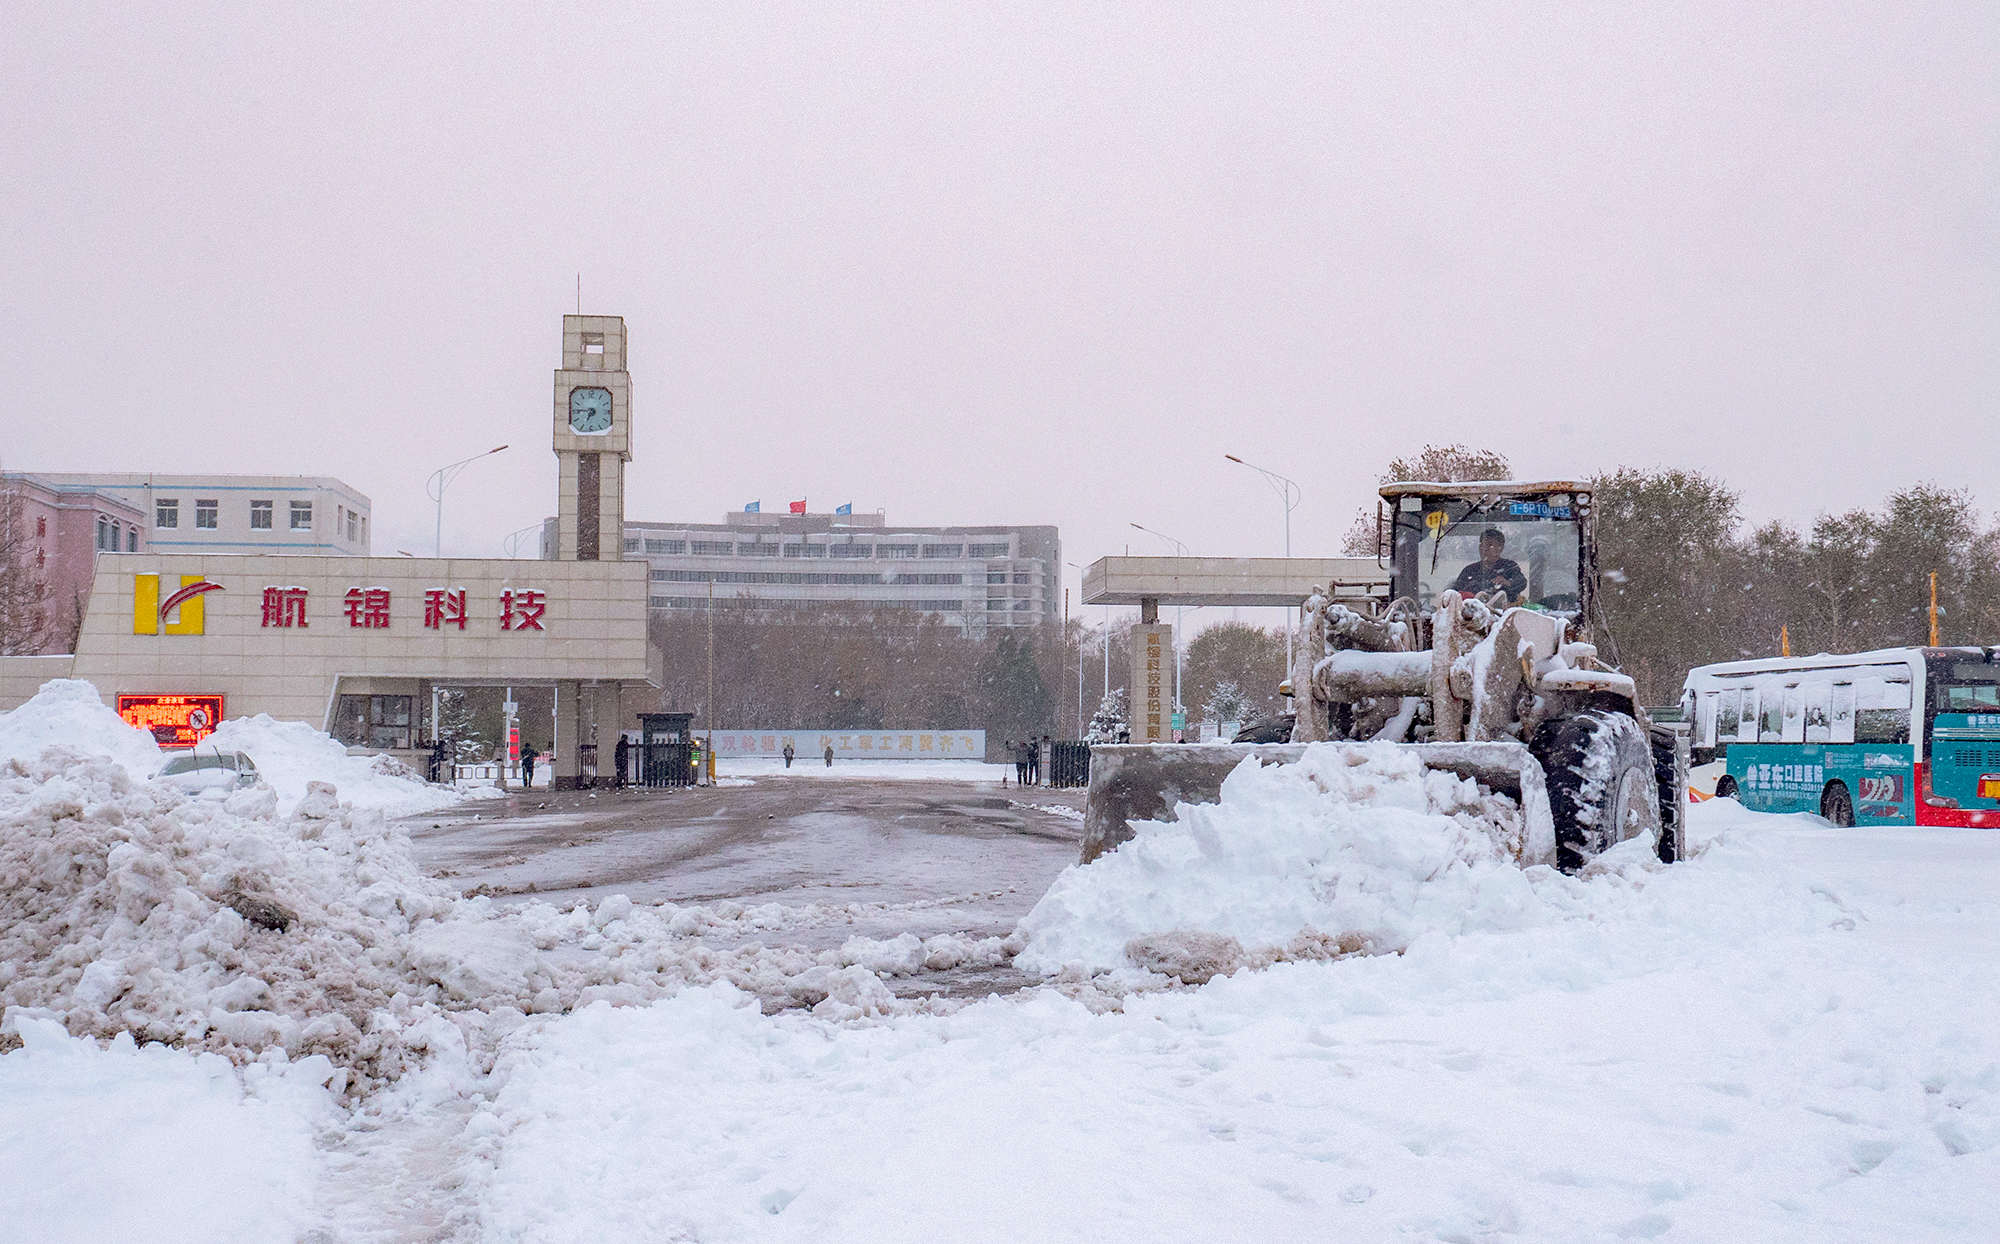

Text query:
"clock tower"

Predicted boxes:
[[552, 314, 632, 561]]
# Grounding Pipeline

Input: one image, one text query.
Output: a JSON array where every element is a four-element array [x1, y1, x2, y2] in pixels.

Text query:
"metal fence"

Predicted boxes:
[[639, 741, 697, 788], [1047, 740, 1091, 788]]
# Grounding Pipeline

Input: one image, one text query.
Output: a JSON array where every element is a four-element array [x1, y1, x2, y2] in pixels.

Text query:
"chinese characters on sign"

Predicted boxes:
[[423, 588, 467, 630], [500, 589, 546, 631], [116, 694, 224, 746], [261, 587, 310, 628], [1129, 624, 1175, 744], [344, 587, 391, 628], [254, 586, 551, 632]]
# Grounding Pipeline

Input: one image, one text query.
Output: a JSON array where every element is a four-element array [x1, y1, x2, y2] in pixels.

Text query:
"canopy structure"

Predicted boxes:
[[1081, 556, 1387, 617]]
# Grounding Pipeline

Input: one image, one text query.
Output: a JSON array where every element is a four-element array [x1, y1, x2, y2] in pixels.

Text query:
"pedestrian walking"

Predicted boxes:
[[824, 743, 835, 767], [614, 735, 630, 788], [1014, 738, 1030, 785], [520, 742, 538, 789], [782, 740, 795, 769]]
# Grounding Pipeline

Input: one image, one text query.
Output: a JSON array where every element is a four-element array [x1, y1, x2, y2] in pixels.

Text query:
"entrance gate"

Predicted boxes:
[[1048, 741, 1091, 788], [638, 712, 697, 788]]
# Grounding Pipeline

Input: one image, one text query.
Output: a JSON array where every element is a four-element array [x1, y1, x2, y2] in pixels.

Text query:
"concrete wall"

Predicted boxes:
[[0, 654, 76, 708]]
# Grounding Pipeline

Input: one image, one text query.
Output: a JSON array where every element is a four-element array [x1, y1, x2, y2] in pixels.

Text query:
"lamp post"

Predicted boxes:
[[1225, 453, 1302, 676], [427, 444, 509, 558], [1130, 522, 1189, 722], [502, 522, 544, 560]]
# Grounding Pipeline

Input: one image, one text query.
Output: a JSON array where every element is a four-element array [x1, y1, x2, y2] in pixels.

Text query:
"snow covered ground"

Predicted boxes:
[[3, 692, 1997, 1241]]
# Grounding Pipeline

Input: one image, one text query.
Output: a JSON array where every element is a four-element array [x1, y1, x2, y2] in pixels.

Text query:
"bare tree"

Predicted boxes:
[[1341, 444, 1514, 556], [0, 482, 55, 656]]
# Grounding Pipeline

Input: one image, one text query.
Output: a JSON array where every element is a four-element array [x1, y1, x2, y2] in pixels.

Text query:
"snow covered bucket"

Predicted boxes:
[[1080, 741, 1557, 868]]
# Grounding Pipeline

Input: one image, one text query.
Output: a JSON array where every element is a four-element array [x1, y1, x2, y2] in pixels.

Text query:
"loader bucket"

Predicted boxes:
[[1080, 742, 1557, 866]]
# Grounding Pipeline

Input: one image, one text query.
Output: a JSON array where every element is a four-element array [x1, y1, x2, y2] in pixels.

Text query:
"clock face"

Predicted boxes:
[[568, 387, 614, 434]]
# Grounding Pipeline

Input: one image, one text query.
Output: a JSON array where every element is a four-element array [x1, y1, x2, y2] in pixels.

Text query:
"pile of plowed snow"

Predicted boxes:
[[1014, 742, 1642, 978], [0, 679, 162, 780], [203, 713, 486, 817], [0, 680, 477, 817], [0, 747, 999, 1093]]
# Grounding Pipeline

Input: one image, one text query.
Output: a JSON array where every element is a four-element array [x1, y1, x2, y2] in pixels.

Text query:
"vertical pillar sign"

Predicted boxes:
[[1131, 623, 1175, 743]]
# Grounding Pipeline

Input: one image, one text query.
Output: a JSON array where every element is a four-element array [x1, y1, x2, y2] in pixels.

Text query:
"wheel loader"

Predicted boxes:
[[1080, 480, 1688, 872]]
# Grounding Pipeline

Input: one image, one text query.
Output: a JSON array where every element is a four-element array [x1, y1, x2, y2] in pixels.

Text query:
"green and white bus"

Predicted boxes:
[[1681, 646, 2000, 828]]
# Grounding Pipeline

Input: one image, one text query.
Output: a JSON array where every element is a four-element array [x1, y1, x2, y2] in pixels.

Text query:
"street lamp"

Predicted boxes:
[[1225, 453, 1302, 676], [427, 444, 509, 558], [1130, 522, 1189, 721], [502, 522, 545, 559]]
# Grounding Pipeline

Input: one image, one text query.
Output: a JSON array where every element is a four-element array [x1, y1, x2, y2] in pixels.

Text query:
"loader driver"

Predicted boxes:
[[1452, 527, 1529, 601]]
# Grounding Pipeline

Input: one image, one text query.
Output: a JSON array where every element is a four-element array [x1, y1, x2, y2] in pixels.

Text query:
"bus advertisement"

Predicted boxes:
[[1681, 647, 2000, 828]]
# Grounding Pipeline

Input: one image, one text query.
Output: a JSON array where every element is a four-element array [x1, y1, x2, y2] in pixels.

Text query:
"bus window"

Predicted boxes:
[[1738, 687, 1760, 741], [1942, 683, 2000, 712], [1854, 675, 1911, 744], [1803, 682, 1831, 743], [1780, 685, 1806, 744], [1829, 683, 1856, 745], [1760, 684, 1788, 741], [1695, 691, 1719, 748], [1715, 688, 1741, 742]]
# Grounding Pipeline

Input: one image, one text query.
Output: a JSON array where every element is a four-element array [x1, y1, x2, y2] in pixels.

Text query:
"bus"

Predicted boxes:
[[1680, 647, 2000, 828]]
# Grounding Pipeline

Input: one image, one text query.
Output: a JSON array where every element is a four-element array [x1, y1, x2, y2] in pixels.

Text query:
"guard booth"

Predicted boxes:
[[638, 712, 696, 788]]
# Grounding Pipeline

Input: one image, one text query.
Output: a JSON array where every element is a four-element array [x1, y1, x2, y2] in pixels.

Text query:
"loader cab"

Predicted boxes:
[[1380, 481, 1596, 619]]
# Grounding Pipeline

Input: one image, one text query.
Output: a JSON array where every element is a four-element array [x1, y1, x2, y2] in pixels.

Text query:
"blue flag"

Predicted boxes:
[[743, 501, 760, 513], [834, 502, 852, 515]]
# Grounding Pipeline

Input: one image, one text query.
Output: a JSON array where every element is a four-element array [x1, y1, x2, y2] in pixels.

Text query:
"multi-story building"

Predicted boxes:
[[26, 474, 372, 556], [544, 510, 1060, 631], [1, 474, 151, 653]]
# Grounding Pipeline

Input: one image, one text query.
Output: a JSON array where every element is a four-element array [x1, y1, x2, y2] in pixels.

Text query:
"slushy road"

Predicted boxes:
[[403, 776, 1088, 949]]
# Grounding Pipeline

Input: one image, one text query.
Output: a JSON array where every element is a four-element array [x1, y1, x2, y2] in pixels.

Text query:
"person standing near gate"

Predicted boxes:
[[614, 735, 630, 788], [783, 740, 795, 768], [823, 742, 834, 767], [520, 742, 538, 789]]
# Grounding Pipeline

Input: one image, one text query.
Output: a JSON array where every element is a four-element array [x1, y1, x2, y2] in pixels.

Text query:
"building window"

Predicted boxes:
[[1013, 572, 1034, 584], [36, 517, 46, 538], [156, 499, 178, 528], [829, 543, 871, 559], [968, 542, 1009, 557], [126, 527, 137, 552], [290, 501, 313, 530], [333, 694, 414, 750], [624, 537, 641, 552], [195, 499, 219, 530], [989, 598, 1006, 610], [690, 539, 733, 555], [740, 542, 780, 557], [643, 538, 685, 554], [96, 516, 110, 550], [348, 511, 360, 542], [1013, 599, 1031, 611], [250, 500, 273, 529], [877, 544, 918, 559], [922, 544, 964, 558], [987, 571, 1007, 584]]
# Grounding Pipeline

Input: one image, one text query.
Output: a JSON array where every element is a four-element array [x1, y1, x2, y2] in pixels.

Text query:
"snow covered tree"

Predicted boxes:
[[435, 689, 486, 762], [1182, 622, 1286, 723], [1086, 689, 1128, 743], [1202, 680, 1250, 727]]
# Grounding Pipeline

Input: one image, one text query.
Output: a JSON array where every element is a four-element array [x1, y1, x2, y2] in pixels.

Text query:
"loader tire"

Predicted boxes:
[[1533, 709, 1663, 873]]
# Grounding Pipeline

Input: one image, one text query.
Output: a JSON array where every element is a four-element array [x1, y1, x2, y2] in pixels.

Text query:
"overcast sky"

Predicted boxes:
[[5, 3, 1995, 619]]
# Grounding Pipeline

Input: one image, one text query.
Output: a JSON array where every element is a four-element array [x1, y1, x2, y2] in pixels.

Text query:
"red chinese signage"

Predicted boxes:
[[117, 693, 224, 747]]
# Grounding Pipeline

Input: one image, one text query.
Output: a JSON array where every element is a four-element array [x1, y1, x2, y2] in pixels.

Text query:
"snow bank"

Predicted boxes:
[[204, 712, 486, 817], [0, 748, 997, 1095], [0, 679, 161, 780], [1015, 742, 1547, 976], [0, 1015, 328, 1243]]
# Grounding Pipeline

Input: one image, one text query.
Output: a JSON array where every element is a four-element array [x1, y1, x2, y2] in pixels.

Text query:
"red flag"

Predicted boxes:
[[788, 499, 807, 514]]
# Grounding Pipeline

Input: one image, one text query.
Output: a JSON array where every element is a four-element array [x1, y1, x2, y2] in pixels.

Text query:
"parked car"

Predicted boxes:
[[155, 750, 262, 792]]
